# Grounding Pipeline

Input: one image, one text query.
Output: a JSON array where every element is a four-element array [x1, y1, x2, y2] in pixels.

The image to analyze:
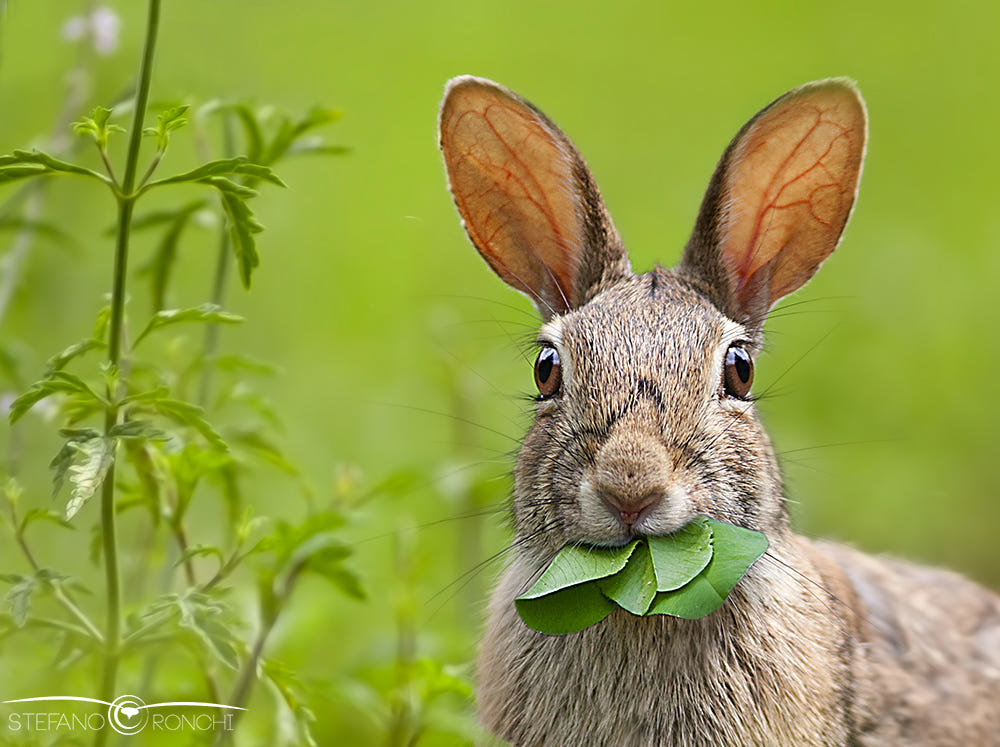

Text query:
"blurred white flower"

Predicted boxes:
[[0, 393, 14, 419], [61, 5, 121, 56]]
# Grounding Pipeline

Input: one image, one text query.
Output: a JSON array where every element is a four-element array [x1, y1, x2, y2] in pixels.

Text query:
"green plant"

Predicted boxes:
[[0, 2, 361, 744]]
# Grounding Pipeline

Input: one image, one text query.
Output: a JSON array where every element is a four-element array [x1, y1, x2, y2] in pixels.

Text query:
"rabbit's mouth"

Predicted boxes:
[[573, 476, 695, 546]]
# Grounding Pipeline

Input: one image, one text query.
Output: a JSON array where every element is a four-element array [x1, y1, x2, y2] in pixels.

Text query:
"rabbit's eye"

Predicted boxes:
[[534, 346, 562, 399], [723, 345, 753, 399]]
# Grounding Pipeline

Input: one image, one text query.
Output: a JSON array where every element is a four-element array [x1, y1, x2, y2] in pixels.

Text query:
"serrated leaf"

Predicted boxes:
[[65, 437, 115, 519], [201, 175, 258, 198], [647, 517, 713, 591], [515, 581, 615, 635], [175, 544, 224, 567], [596, 542, 657, 614], [0, 215, 74, 244], [230, 431, 299, 475], [5, 575, 35, 627], [176, 592, 240, 669], [9, 371, 105, 423], [139, 202, 205, 310], [647, 520, 768, 619], [219, 189, 263, 288], [108, 419, 166, 441], [146, 105, 190, 151], [0, 149, 108, 184], [262, 659, 317, 747], [308, 563, 365, 600], [50, 429, 101, 498], [0, 164, 47, 183], [134, 304, 244, 347], [126, 393, 228, 451], [127, 202, 207, 233], [264, 108, 342, 164], [517, 540, 639, 600], [72, 107, 125, 149], [150, 157, 284, 188], [232, 105, 264, 163], [20, 508, 74, 533], [45, 338, 106, 374]]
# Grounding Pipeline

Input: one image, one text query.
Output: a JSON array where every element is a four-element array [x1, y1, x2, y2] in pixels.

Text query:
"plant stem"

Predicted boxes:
[[95, 1, 161, 744], [12, 522, 104, 643], [214, 567, 301, 745], [198, 115, 236, 408]]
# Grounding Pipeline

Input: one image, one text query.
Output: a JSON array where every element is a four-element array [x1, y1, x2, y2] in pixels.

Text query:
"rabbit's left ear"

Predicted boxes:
[[680, 79, 867, 328], [439, 76, 631, 319]]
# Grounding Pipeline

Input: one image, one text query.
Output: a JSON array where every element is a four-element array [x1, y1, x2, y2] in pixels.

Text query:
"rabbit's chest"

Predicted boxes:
[[478, 559, 853, 745]]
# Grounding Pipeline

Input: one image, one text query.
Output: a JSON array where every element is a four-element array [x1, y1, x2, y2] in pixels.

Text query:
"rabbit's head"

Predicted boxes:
[[439, 77, 866, 557]]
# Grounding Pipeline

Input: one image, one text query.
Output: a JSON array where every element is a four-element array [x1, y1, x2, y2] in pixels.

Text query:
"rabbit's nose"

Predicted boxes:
[[600, 488, 663, 527], [592, 427, 671, 527]]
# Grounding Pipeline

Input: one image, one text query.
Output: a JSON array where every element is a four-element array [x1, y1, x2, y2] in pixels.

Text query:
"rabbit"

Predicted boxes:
[[438, 76, 1000, 746]]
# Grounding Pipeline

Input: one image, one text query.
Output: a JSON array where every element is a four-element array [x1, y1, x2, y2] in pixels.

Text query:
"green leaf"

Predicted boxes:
[[262, 659, 317, 747], [4, 575, 35, 627], [20, 508, 74, 534], [134, 303, 244, 347], [72, 106, 125, 149], [232, 105, 264, 163], [140, 202, 205, 310], [65, 437, 115, 519], [176, 591, 240, 669], [647, 520, 768, 619], [45, 338, 106, 374], [144, 105, 190, 151], [125, 392, 227, 450], [517, 540, 639, 600], [264, 108, 343, 164], [0, 164, 48, 184], [0, 215, 74, 244], [50, 428, 101, 498], [647, 517, 713, 591], [514, 517, 769, 634], [286, 142, 351, 158], [108, 419, 166, 441], [596, 542, 657, 615], [9, 371, 106, 423], [0, 149, 108, 184], [515, 581, 615, 635], [218, 188, 263, 288], [308, 563, 365, 600], [230, 431, 299, 475], [128, 202, 206, 233], [150, 157, 285, 188], [176, 544, 225, 568]]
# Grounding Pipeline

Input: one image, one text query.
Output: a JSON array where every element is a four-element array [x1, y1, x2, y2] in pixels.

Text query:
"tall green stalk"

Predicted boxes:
[[96, 0, 162, 742]]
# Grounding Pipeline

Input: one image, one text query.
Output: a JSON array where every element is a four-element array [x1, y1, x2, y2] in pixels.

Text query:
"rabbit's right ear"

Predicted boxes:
[[680, 80, 867, 330], [439, 76, 630, 319]]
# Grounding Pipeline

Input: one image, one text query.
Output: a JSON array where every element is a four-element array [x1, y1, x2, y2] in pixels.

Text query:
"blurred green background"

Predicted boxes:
[[1, 0, 998, 742]]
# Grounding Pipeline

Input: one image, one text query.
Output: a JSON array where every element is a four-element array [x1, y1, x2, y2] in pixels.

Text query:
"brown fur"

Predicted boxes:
[[439, 77, 1000, 745]]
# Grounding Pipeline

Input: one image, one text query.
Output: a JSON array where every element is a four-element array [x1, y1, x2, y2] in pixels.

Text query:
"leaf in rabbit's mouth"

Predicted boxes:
[[514, 516, 768, 635]]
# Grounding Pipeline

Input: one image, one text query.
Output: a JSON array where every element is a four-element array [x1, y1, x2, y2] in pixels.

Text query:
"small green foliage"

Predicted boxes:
[[143, 104, 190, 151], [64, 436, 115, 519], [515, 517, 769, 635], [44, 338, 107, 375], [150, 156, 285, 188], [133, 303, 243, 347], [8, 370, 107, 424], [3, 573, 36, 627], [0, 8, 351, 741], [0, 148, 109, 185], [72, 106, 125, 149], [124, 389, 228, 450]]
